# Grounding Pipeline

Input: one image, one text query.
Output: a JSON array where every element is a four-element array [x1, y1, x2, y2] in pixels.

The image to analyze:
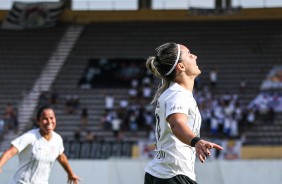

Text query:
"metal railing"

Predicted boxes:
[[64, 140, 136, 159]]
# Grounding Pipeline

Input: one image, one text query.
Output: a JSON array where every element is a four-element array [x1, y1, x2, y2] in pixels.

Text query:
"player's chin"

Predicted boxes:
[[196, 69, 201, 76], [44, 128, 54, 134]]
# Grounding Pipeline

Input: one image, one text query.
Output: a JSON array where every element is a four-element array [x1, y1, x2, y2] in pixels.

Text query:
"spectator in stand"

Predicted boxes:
[[71, 94, 80, 113], [100, 110, 115, 130], [213, 99, 224, 134], [199, 103, 211, 129], [143, 42, 223, 184], [119, 99, 129, 110], [50, 89, 59, 107], [209, 68, 218, 91], [128, 110, 138, 131], [85, 130, 95, 142], [239, 78, 247, 93], [64, 94, 80, 114], [111, 112, 122, 139], [142, 74, 151, 86], [118, 98, 128, 116], [246, 108, 256, 128], [3, 103, 18, 133], [223, 101, 234, 137], [229, 113, 239, 138], [258, 95, 269, 124], [105, 93, 115, 111], [0, 118, 5, 136], [73, 128, 82, 141], [38, 91, 50, 107], [142, 83, 153, 103], [266, 106, 275, 124], [143, 107, 155, 132], [210, 110, 219, 135], [80, 108, 89, 129], [128, 79, 139, 102], [0, 105, 80, 184]]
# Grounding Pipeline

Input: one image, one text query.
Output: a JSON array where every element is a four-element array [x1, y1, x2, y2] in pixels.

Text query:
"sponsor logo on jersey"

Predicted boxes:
[[155, 150, 166, 159], [170, 105, 183, 111]]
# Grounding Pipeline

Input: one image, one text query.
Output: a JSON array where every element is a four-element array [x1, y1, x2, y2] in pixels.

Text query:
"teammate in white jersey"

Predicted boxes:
[[0, 105, 80, 184], [144, 42, 223, 184]]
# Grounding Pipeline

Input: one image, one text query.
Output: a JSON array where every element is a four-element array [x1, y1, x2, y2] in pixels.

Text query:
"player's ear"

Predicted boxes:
[[177, 62, 185, 72]]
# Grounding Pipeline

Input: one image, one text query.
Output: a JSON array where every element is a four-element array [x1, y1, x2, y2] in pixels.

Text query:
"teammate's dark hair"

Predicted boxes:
[[36, 105, 53, 120]]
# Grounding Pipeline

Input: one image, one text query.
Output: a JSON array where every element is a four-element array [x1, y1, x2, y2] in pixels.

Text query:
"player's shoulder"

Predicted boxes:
[[25, 128, 40, 137], [15, 128, 39, 142], [52, 131, 63, 141], [166, 84, 192, 98], [169, 83, 192, 94]]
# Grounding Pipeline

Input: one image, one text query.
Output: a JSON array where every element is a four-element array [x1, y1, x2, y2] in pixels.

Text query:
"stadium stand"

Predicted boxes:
[[0, 25, 67, 112], [0, 24, 68, 150], [1, 10, 282, 155], [52, 20, 282, 147]]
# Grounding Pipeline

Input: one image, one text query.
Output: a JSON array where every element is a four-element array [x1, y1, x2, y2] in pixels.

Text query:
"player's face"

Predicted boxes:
[[179, 45, 201, 76], [37, 109, 56, 135]]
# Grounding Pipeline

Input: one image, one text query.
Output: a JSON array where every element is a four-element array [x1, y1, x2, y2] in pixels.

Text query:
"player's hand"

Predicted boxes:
[[195, 139, 223, 163], [67, 174, 81, 184], [0, 168, 2, 174]]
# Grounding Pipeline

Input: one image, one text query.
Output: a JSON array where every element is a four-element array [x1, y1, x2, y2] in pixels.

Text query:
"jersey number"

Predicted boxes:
[[155, 114, 161, 141]]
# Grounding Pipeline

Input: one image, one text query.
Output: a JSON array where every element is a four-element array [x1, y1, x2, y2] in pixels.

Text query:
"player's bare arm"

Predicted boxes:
[[168, 113, 223, 163], [0, 146, 18, 174], [57, 153, 80, 184], [168, 113, 196, 145]]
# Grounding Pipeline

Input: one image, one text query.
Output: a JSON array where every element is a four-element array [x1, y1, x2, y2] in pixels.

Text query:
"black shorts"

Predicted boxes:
[[144, 172, 197, 184]]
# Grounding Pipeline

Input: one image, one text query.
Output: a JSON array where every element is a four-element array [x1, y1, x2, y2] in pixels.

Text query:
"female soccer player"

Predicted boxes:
[[144, 42, 223, 184], [0, 105, 80, 184]]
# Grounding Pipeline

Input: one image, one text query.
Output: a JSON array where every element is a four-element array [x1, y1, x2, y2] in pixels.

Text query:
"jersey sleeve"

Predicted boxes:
[[165, 91, 191, 119], [58, 135, 65, 155], [11, 131, 34, 153]]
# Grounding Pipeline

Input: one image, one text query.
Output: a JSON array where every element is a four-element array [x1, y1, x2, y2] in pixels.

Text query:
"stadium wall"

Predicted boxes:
[[1, 8, 282, 23], [1, 154, 282, 184], [242, 146, 282, 159], [59, 8, 282, 23], [0, 11, 7, 21]]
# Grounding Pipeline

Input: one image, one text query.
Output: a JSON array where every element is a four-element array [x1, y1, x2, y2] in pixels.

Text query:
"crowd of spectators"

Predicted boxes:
[[0, 103, 18, 139], [99, 72, 155, 141], [196, 88, 241, 137], [7, 65, 280, 148], [38, 90, 80, 115], [248, 91, 281, 124], [2, 65, 281, 160], [97, 69, 258, 142], [77, 61, 255, 142]]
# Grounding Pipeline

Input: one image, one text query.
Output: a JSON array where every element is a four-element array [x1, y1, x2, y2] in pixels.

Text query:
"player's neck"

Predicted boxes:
[[174, 75, 194, 92], [39, 130, 53, 141]]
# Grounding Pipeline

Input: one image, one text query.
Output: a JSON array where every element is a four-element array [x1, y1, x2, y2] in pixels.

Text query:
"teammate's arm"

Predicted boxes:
[[0, 146, 18, 173], [57, 153, 80, 184]]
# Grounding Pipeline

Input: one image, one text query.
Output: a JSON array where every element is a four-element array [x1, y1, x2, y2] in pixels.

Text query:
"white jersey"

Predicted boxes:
[[10, 128, 64, 184], [145, 83, 201, 181]]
